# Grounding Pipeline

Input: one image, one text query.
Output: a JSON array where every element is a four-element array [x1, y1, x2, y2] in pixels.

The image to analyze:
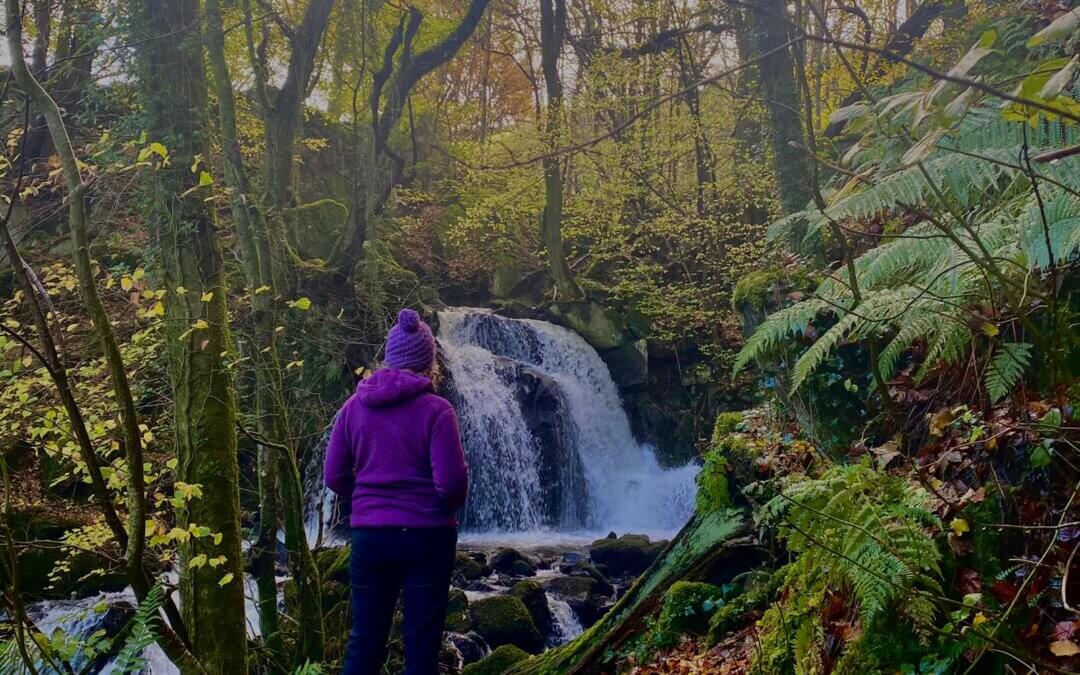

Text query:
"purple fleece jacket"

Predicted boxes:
[[323, 368, 469, 528]]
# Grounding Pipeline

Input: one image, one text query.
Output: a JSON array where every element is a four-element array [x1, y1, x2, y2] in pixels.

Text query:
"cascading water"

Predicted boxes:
[[439, 308, 697, 533], [304, 308, 698, 540]]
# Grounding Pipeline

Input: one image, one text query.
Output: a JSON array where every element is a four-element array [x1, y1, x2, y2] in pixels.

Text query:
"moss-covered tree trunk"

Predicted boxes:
[[133, 1, 247, 671], [204, 0, 324, 664]]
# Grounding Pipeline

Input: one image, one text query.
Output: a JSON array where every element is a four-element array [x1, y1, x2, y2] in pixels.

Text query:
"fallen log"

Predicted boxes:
[[505, 508, 757, 675]]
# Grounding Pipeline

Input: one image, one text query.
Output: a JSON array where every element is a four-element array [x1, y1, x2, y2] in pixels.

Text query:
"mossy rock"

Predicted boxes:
[[542, 575, 606, 627], [714, 435, 761, 487], [315, 546, 350, 584], [490, 548, 535, 577], [455, 551, 487, 581], [510, 579, 553, 636], [707, 571, 775, 645], [469, 595, 544, 653], [732, 267, 817, 337], [655, 581, 723, 646], [557, 560, 614, 596], [462, 644, 530, 675], [589, 534, 666, 577], [285, 198, 349, 260], [446, 588, 472, 633], [544, 301, 629, 351]]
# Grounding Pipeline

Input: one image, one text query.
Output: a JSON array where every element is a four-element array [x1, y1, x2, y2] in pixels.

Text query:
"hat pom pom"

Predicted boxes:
[[397, 308, 420, 333]]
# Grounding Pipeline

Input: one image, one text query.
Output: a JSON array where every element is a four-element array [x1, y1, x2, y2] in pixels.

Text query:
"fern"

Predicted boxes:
[[110, 585, 166, 674], [985, 342, 1033, 403], [752, 463, 943, 673]]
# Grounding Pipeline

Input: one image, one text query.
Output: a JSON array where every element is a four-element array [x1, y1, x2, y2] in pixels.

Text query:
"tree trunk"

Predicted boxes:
[[539, 0, 581, 300], [133, 1, 247, 671], [750, 0, 812, 214], [204, 0, 325, 665]]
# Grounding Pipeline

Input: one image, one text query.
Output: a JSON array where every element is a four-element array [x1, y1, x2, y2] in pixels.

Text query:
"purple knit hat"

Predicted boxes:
[[384, 308, 436, 372]]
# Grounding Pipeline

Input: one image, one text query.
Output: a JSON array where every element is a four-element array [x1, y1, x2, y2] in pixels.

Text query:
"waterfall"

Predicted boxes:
[[439, 309, 697, 533], [546, 595, 584, 645], [304, 307, 698, 539]]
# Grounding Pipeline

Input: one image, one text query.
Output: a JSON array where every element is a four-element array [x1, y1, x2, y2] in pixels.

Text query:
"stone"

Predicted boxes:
[[557, 559, 614, 597], [509, 579, 553, 637], [544, 300, 629, 351], [469, 595, 544, 653], [489, 548, 536, 577], [461, 644, 530, 675], [447, 631, 489, 666], [589, 533, 667, 578], [455, 551, 488, 582], [542, 575, 607, 628], [599, 338, 649, 391], [445, 588, 472, 633], [284, 198, 348, 261]]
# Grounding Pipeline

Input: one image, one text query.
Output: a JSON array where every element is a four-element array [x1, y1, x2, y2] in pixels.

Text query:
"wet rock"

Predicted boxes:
[[445, 588, 472, 633], [469, 595, 544, 654], [465, 580, 499, 593], [545, 300, 630, 351], [461, 644, 530, 675], [542, 575, 606, 627], [455, 551, 488, 582], [509, 579, 552, 637], [490, 548, 536, 577], [589, 533, 667, 578], [447, 631, 489, 666], [557, 559, 614, 597], [600, 338, 649, 391]]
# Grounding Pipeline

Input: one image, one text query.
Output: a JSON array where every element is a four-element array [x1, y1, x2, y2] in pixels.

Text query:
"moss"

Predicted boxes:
[[469, 595, 544, 653], [462, 644, 530, 675], [589, 534, 666, 577], [731, 268, 816, 312], [706, 571, 775, 645], [510, 580, 552, 635], [695, 451, 731, 514], [712, 412, 746, 440], [315, 546, 350, 584], [285, 198, 349, 260], [653, 581, 724, 647], [455, 551, 486, 580], [445, 588, 472, 633]]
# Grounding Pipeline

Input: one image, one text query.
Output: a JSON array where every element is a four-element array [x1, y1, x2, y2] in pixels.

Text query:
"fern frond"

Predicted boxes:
[[111, 585, 165, 674], [985, 342, 1032, 403]]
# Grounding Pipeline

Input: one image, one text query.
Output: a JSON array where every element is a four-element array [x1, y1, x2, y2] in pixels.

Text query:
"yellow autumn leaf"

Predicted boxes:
[[200, 291, 214, 302], [190, 554, 207, 569], [120, 276, 133, 291], [972, 612, 987, 627], [150, 301, 165, 317], [218, 573, 235, 587], [192, 319, 209, 330], [1050, 640, 1080, 657], [254, 285, 271, 294], [175, 286, 187, 295], [132, 268, 145, 281], [950, 518, 970, 536]]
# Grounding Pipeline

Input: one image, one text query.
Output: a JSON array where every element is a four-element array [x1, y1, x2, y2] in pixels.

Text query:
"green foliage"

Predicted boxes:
[[110, 585, 166, 674], [652, 581, 725, 648], [984, 342, 1032, 403], [694, 450, 731, 514], [752, 462, 943, 673]]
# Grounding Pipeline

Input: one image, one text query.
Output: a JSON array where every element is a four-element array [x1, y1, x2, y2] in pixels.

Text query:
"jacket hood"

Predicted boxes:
[[355, 368, 434, 408]]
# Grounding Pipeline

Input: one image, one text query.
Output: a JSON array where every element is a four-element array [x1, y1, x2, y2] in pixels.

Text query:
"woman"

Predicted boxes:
[[324, 308, 469, 675]]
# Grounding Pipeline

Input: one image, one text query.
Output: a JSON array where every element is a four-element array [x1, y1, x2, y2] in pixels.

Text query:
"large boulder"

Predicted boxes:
[[469, 596, 544, 653], [462, 644, 530, 675], [557, 559, 614, 597], [489, 548, 536, 577], [509, 580, 553, 637], [545, 301, 630, 351], [589, 533, 667, 578]]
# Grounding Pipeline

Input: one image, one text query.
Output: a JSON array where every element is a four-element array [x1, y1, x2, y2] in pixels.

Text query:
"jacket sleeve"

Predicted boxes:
[[323, 405, 355, 497], [430, 405, 469, 511]]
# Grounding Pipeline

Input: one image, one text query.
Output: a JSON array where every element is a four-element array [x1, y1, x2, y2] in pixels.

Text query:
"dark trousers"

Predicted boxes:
[[343, 526, 457, 675]]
